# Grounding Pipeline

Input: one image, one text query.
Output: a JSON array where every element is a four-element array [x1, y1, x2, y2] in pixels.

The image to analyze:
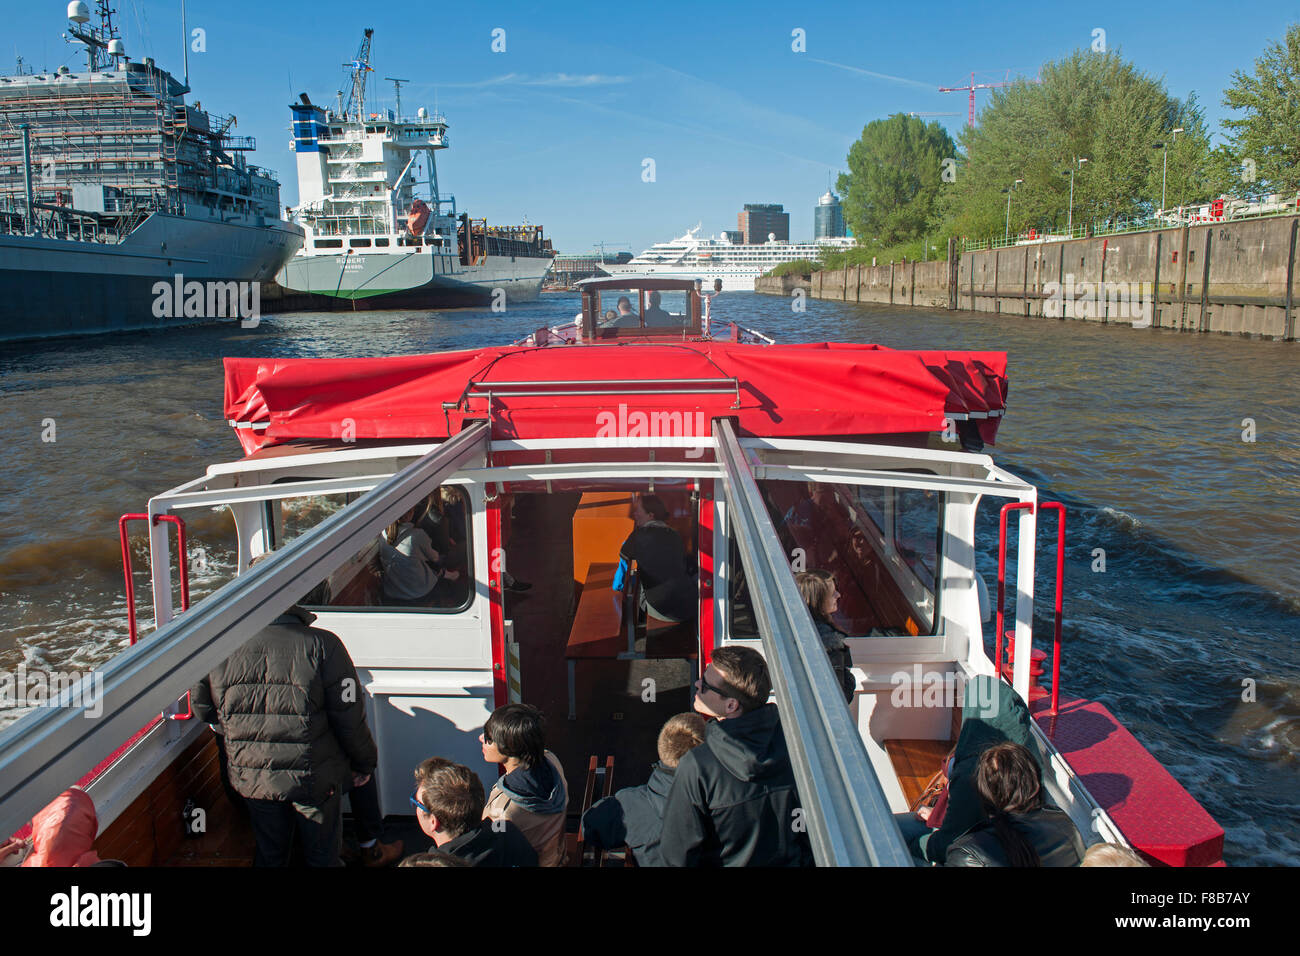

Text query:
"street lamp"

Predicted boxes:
[[1152, 127, 1185, 213], [1002, 178, 1024, 243], [1062, 157, 1088, 237]]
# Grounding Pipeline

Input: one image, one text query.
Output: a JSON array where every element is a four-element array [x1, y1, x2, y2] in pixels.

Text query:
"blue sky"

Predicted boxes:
[[9, 0, 1295, 253]]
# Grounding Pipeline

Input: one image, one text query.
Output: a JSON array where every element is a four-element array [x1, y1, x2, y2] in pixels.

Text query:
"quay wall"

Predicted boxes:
[[759, 214, 1300, 341]]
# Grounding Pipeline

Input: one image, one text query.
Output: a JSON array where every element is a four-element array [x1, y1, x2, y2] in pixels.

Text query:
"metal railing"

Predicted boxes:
[[713, 418, 913, 867]]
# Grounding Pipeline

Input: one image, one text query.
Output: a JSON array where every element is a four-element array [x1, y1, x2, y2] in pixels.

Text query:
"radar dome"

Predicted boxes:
[[417, 107, 427, 119], [107, 39, 125, 56], [67, 1, 89, 23], [768, 232, 776, 242]]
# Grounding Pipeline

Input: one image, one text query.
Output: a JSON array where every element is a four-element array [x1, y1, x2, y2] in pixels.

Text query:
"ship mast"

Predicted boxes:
[[343, 28, 374, 121], [66, 1, 123, 73]]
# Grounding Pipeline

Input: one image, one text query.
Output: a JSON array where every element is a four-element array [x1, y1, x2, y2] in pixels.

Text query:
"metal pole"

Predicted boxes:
[[19, 124, 35, 236], [1005, 190, 1012, 243], [1068, 169, 1074, 236], [1161, 147, 1168, 212]]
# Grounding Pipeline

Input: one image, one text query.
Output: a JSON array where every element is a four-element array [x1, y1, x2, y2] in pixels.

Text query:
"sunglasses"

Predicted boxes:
[[698, 671, 732, 698], [410, 788, 431, 815]]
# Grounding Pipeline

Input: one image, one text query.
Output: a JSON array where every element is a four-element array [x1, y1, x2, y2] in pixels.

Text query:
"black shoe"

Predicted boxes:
[[505, 579, 532, 592]]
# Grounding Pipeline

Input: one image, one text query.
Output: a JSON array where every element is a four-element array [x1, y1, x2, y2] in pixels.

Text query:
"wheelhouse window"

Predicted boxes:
[[580, 284, 701, 339]]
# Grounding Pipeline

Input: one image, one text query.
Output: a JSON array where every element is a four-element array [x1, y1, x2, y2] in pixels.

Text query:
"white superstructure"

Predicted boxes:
[[604, 225, 855, 291]]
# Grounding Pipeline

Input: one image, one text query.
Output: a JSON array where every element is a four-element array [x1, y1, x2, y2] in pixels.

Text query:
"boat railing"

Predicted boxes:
[[713, 419, 914, 866], [0, 423, 491, 838]]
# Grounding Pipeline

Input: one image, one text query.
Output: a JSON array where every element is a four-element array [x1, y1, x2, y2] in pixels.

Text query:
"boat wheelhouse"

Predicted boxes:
[[0, 278, 1223, 867]]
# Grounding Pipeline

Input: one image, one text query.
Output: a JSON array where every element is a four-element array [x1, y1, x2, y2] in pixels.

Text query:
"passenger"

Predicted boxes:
[[340, 773, 404, 868], [581, 712, 707, 866], [612, 494, 698, 624], [793, 569, 856, 704], [480, 703, 569, 866], [411, 757, 538, 867], [191, 582, 380, 867], [944, 742, 1086, 867], [1081, 842, 1149, 867], [4, 787, 102, 867], [601, 295, 638, 328], [600, 308, 619, 328], [659, 646, 813, 867], [643, 290, 672, 325], [379, 503, 459, 606]]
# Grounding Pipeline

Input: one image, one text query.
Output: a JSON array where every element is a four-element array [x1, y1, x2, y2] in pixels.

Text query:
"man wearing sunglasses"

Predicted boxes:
[[659, 645, 813, 867], [410, 757, 537, 867]]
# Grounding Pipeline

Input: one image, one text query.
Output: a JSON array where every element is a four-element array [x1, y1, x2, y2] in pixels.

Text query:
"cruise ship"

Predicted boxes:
[[0, 1, 303, 342], [275, 29, 553, 310], [603, 225, 855, 292]]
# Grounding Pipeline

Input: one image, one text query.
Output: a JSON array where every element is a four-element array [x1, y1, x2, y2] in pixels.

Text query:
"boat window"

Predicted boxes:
[[267, 485, 474, 614], [349, 238, 372, 248], [751, 479, 941, 637], [374, 237, 390, 247], [315, 239, 343, 249]]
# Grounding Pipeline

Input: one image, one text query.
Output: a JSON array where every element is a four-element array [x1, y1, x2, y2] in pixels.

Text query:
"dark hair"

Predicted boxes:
[[617, 295, 632, 309], [709, 645, 771, 714], [639, 494, 669, 522], [398, 851, 472, 867], [414, 757, 485, 837], [484, 703, 547, 768], [657, 712, 707, 768], [975, 742, 1045, 867], [794, 569, 834, 619]]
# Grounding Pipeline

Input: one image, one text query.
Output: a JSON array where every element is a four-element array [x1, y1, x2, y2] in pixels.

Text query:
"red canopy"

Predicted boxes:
[[223, 342, 1007, 455]]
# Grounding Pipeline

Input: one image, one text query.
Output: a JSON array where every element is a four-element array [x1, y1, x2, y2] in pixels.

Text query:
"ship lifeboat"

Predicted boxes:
[[406, 199, 430, 236]]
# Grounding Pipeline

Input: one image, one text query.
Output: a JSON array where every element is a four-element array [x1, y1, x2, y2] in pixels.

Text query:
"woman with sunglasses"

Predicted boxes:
[[479, 704, 569, 866]]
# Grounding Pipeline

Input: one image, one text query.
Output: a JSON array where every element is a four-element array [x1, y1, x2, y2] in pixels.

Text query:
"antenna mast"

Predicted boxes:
[[384, 77, 410, 120], [343, 28, 374, 121], [66, 1, 123, 73]]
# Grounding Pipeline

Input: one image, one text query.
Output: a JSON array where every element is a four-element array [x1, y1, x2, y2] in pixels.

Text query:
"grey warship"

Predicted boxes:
[[0, 1, 303, 343]]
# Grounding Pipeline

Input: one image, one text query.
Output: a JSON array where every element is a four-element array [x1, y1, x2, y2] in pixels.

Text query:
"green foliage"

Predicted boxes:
[[936, 51, 1215, 241], [1220, 23, 1300, 194], [817, 237, 947, 271], [836, 114, 956, 247], [765, 259, 819, 277]]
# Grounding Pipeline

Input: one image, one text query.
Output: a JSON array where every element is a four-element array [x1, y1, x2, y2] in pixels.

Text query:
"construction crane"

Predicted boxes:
[[592, 240, 629, 261], [938, 71, 1038, 128], [343, 28, 374, 121]]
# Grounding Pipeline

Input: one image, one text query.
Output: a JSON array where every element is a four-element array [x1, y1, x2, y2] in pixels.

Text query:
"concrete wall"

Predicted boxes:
[[759, 213, 1300, 341]]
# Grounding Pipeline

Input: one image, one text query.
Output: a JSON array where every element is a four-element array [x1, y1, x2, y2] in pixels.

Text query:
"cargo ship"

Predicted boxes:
[[274, 29, 553, 310], [0, 1, 303, 343]]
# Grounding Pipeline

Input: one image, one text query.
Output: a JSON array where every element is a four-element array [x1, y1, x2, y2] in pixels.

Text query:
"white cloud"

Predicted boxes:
[[806, 57, 935, 91]]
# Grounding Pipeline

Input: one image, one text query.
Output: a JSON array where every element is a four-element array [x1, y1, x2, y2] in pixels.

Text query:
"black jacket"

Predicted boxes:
[[814, 619, 856, 704], [944, 807, 1086, 867], [191, 608, 377, 806], [619, 521, 697, 622], [441, 819, 539, 867], [582, 762, 676, 866], [659, 704, 813, 867]]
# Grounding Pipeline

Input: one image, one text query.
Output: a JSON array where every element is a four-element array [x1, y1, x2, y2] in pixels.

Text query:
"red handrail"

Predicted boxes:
[[1038, 502, 1067, 717], [995, 501, 1035, 678], [118, 512, 193, 719]]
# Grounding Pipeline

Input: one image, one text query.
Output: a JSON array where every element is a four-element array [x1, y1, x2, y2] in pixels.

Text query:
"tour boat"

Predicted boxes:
[[0, 277, 1223, 867]]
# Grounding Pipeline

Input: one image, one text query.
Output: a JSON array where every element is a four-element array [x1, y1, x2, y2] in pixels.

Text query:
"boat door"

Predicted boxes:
[[143, 449, 500, 815]]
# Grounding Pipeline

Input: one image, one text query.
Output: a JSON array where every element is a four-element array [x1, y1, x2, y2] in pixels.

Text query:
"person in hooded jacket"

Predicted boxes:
[[612, 494, 697, 624], [191, 584, 378, 867], [480, 703, 569, 867], [581, 711, 706, 865], [659, 646, 814, 867], [793, 569, 856, 705]]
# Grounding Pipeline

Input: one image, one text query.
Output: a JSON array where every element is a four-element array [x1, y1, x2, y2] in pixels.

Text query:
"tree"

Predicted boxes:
[[1221, 23, 1300, 195], [936, 51, 1214, 241], [836, 114, 955, 248]]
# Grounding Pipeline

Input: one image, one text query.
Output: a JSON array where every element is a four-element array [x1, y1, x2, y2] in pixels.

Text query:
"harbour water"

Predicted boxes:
[[0, 293, 1296, 865]]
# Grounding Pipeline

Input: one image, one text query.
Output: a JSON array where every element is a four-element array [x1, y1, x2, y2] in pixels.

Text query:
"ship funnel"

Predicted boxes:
[[107, 39, 126, 57], [67, 1, 89, 23]]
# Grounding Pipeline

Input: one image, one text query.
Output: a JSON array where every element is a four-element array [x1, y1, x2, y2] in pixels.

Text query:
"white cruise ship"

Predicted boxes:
[[603, 225, 855, 291]]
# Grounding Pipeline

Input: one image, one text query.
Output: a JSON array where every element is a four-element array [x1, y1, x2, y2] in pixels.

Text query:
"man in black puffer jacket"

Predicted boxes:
[[192, 596, 378, 867], [659, 646, 814, 867]]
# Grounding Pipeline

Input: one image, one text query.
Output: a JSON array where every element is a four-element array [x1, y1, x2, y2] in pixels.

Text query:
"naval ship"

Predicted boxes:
[[0, 2, 304, 343], [274, 29, 553, 310]]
